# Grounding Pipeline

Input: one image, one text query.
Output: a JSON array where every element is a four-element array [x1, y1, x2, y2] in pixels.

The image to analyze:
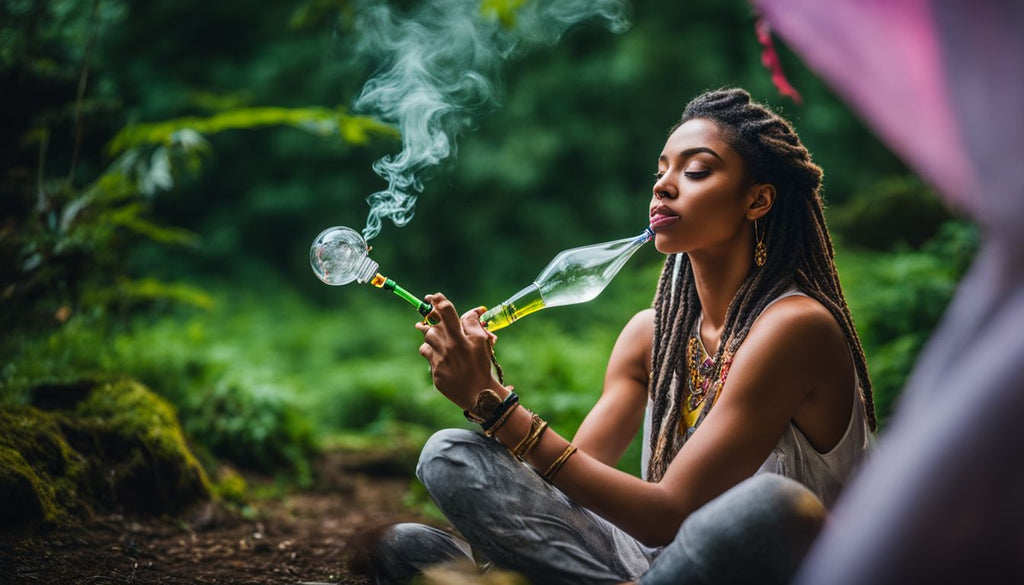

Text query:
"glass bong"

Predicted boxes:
[[309, 226, 654, 330], [310, 226, 433, 317]]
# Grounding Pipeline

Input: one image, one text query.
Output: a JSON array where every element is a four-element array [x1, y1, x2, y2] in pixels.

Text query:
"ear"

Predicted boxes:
[[746, 183, 776, 220]]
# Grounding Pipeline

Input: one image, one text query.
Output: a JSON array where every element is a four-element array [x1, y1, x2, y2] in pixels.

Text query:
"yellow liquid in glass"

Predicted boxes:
[[481, 285, 546, 331]]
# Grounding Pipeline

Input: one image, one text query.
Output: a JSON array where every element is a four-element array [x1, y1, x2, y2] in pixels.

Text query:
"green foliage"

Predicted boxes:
[[181, 376, 319, 484], [829, 175, 953, 250], [837, 220, 979, 425], [107, 107, 396, 155], [3, 305, 321, 481]]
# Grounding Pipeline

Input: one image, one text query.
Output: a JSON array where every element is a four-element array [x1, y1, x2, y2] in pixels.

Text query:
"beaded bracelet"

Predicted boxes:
[[511, 412, 548, 460], [543, 443, 578, 482]]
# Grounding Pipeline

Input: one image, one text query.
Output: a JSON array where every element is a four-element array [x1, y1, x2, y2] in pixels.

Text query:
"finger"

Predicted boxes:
[[418, 342, 434, 361], [428, 293, 463, 334], [422, 293, 447, 329]]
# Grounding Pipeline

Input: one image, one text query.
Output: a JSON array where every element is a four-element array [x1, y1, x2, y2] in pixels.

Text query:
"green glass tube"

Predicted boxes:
[[370, 273, 432, 317]]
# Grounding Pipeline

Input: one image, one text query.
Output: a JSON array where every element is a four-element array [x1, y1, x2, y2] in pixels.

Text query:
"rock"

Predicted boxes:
[[59, 378, 211, 514], [0, 406, 87, 530], [0, 377, 211, 532]]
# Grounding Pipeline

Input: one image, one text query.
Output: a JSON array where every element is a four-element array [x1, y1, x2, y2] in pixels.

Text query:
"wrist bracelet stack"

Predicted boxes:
[[465, 388, 577, 483]]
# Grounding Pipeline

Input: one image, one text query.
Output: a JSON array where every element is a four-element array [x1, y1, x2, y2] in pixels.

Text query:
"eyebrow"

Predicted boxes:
[[658, 147, 723, 163]]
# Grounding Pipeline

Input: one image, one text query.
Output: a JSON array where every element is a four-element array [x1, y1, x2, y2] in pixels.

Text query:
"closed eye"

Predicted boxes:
[[683, 170, 710, 179]]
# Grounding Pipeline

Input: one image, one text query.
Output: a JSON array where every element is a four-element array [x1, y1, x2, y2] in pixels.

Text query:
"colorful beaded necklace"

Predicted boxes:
[[680, 332, 733, 439]]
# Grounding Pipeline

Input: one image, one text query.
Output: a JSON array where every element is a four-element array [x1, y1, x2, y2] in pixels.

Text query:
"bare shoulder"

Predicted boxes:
[[738, 294, 855, 426], [621, 308, 655, 342], [608, 308, 655, 378], [746, 294, 847, 355]]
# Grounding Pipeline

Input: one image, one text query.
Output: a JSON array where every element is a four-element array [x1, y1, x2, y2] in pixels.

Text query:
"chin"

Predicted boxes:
[[653, 233, 684, 255]]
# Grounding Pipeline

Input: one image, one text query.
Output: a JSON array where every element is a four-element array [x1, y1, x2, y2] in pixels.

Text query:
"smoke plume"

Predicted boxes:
[[352, 0, 631, 241]]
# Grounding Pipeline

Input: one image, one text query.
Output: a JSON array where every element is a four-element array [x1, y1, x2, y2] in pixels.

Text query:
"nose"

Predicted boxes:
[[652, 175, 674, 200], [653, 184, 674, 200]]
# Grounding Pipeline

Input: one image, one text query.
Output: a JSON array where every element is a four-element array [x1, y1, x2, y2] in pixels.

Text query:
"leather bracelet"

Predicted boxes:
[[463, 389, 503, 424], [481, 391, 518, 432]]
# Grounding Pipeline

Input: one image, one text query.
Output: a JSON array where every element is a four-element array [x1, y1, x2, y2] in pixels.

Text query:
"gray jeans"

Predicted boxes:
[[370, 429, 825, 585]]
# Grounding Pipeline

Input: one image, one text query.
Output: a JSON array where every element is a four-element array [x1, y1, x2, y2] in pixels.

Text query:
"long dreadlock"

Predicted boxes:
[[646, 88, 876, 482]]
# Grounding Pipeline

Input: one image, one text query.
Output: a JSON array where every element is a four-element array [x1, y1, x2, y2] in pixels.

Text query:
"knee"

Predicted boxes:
[[371, 523, 472, 584], [745, 473, 827, 536], [644, 475, 825, 585], [376, 522, 453, 561], [416, 428, 495, 498], [377, 522, 430, 558], [696, 474, 825, 579]]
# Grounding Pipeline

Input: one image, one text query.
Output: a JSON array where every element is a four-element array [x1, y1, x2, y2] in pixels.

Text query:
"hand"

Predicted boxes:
[[415, 293, 503, 410]]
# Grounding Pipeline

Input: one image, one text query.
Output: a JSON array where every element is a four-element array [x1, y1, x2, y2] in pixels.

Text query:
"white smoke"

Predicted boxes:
[[352, 0, 631, 241]]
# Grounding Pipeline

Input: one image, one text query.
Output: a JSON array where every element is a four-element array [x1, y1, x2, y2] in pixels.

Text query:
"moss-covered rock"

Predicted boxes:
[[0, 406, 87, 530], [59, 378, 211, 514], [0, 378, 211, 532]]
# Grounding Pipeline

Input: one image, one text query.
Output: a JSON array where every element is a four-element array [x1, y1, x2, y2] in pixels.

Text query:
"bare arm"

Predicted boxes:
[[418, 294, 851, 547], [572, 309, 653, 466]]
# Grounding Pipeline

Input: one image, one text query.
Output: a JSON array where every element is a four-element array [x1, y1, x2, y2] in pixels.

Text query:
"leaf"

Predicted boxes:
[[117, 278, 215, 311], [104, 204, 200, 247], [106, 107, 398, 155]]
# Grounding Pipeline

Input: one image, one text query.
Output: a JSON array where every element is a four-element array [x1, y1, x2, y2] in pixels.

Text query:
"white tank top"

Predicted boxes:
[[640, 289, 873, 508]]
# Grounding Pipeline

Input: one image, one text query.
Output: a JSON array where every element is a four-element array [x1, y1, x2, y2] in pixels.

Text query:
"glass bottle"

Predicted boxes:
[[481, 227, 654, 331]]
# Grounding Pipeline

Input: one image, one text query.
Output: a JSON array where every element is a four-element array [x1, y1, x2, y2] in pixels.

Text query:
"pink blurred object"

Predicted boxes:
[[751, 0, 1024, 582], [753, 0, 974, 211]]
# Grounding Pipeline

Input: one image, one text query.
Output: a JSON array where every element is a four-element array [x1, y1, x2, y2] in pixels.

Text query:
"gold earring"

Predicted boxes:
[[754, 219, 767, 267]]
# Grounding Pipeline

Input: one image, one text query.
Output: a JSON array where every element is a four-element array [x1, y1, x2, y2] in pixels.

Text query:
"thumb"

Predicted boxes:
[[463, 306, 497, 341]]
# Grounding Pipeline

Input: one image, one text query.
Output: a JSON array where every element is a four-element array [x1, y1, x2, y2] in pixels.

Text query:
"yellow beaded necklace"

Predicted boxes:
[[680, 333, 733, 439]]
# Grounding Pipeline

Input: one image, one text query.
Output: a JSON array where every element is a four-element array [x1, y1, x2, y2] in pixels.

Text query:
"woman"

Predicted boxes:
[[371, 88, 875, 585]]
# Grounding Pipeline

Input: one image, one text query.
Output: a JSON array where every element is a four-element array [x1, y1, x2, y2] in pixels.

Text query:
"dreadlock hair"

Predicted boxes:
[[645, 88, 876, 482]]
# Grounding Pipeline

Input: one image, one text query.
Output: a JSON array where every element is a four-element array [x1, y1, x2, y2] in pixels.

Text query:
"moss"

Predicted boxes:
[[60, 378, 211, 514], [0, 407, 87, 530], [0, 378, 212, 532], [211, 465, 249, 507], [0, 446, 50, 527]]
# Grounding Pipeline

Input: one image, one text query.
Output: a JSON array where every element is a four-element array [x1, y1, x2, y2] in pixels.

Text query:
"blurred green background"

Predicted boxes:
[[1, 0, 977, 483]]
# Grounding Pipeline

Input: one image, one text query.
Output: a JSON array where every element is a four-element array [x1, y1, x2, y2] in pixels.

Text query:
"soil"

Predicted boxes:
[[0, 449, 438, 585]]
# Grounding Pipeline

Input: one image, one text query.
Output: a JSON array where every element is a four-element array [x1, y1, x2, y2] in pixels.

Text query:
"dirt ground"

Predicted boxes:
[[0, 450, 437, 585]]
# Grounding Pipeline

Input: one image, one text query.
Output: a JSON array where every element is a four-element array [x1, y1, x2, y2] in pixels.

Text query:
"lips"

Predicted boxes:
[[650, 206, 679, 230]]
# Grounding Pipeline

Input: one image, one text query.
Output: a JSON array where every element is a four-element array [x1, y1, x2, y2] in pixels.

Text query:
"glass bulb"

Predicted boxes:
[[310, 226, 379, 285]]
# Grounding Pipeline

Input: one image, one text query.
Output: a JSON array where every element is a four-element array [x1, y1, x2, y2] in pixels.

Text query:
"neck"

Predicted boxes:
[[689, 244, 754, 347]]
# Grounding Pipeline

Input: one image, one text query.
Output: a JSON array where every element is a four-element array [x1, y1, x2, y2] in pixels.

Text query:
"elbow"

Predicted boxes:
[[638, 524, 682, 548], [634, 487, 690, 547]]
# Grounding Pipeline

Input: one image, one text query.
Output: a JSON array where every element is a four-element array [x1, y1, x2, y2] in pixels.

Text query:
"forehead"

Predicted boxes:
[[661, 118, 737, 161]]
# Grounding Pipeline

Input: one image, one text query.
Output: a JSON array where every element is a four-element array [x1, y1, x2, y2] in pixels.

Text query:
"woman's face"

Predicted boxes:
[[649, 118, 754, 256]]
